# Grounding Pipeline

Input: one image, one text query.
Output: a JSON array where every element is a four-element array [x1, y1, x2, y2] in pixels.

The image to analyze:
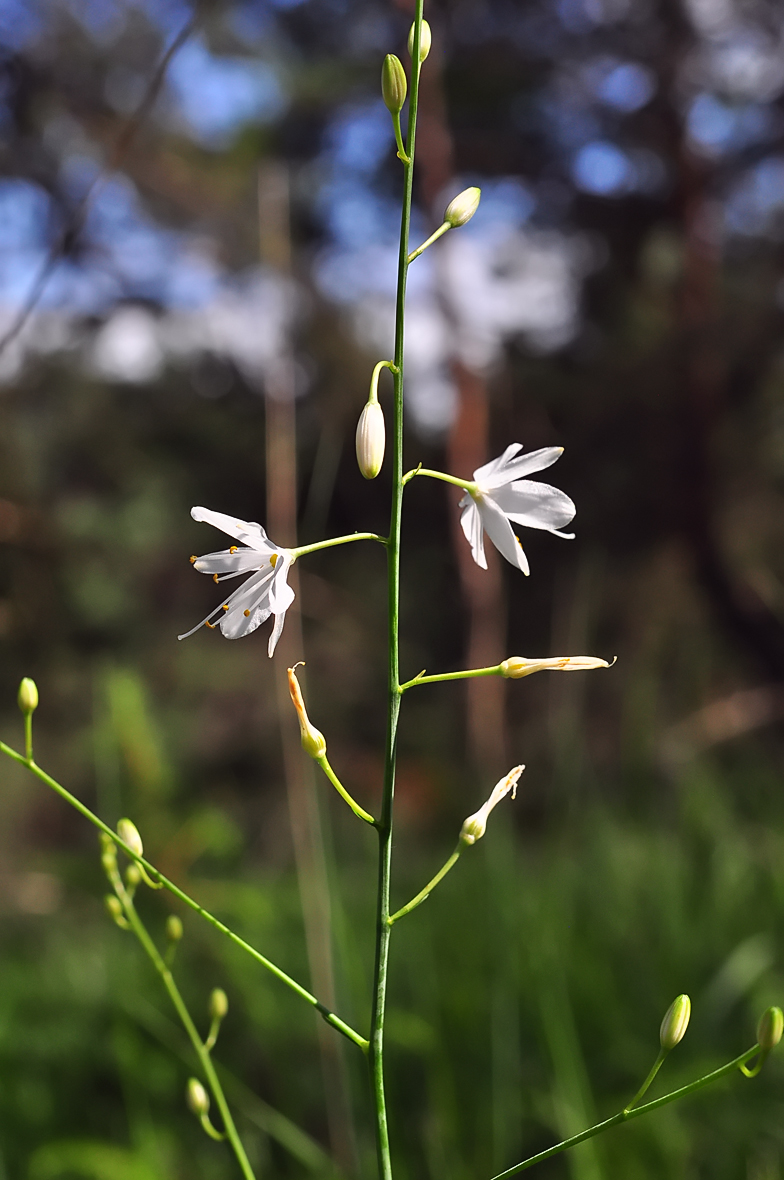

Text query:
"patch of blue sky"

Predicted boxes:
[[0, 248, 50, 308], [687, 93, 772, 155], [457, 177, 536, 238], [572, 140, 635, 196], [317, 178, 400, 249], [538, 94, 601, 151], [0, 0, 43, 50], [130, 0, 193, 37], [725, 156, 784, 236], [0, 180, 51, 250], [313, 244, 399, 304], [167, 36, 286, 146], [64, 0, 126, 44], [594, 60, 655, 112], [325, 101, 391, 176], [39, 260, 122, 314]]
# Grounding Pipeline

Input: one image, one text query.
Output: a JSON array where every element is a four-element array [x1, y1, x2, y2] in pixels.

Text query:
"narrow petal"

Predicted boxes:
[[193, 548, 267, 576], [476, 496, 529, 574], [219, 568, 276, 639], [480, 447, 564, 489], [191, 507, 271, 551], [473, 444, 522, 485], [491, 481, 576, 533], [460, 498, 487, 569], [268, 557, 295, 616]]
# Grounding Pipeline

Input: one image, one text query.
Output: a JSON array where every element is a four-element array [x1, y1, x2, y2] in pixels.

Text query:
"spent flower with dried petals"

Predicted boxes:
[[459, 444, 575, 575], [179, 508, 294, 656], [460, 764, 524, 845]]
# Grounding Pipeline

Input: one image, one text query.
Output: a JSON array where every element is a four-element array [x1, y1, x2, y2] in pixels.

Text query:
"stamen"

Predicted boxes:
[[206, 621, 216, 629], [213, 574, 219, 583], [222, 604, 229, 610], [190, 555, 197, 564], [244, 609, 250, 617], [270, 553, 278, 568], [229, 546, 238, 553]]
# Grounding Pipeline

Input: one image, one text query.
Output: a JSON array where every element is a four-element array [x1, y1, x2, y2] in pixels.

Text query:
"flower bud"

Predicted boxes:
[[501, 655, 612, 678], [166, 914, 184, 943], [407, 19, 432, 62], [287, 665, 327, 760], [460, 765, 523, 846], [105, 894, 126, 927], [660, 994, 691, 1051], [17, 677, 38, 715], [100, 833, 118, 875], [209, 988, 229, 1022], [125, 863, 141, 889], [381, 54, 407, 114], [117, 818, 143, 859], [187, 1077, 210, 1117], [757, 1006, 783, 1052], [444, 186, 481, 228], [356, 400, 386, 480]]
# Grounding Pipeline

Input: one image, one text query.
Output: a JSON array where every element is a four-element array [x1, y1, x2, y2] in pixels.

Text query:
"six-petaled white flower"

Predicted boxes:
[[459, 444, 576, 575], [178, 507, 294, 656]]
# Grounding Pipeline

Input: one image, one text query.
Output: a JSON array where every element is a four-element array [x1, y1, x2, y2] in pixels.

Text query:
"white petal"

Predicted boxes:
[[460, 498, 487, 569], [268, 609, 287, 656], [268, 557, 295, 616], [473, 444, 522, 484], [491, 481, 576, 533], [191, 507, 272, 552], [219, 568, 276, 639], [481, 447, 564, 489], [193, 548, 266, 576], [476, 496, 530, 574]]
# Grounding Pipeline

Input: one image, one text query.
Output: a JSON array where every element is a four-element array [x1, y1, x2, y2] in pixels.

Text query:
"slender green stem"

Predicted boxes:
[[368, 360, 399, 405], [293, 532, 386, 560], [24, 713, 32, 762], [369, 8, 424, 1178], [408, 220, 450, 262], [200, 1113, 227, 1142], [403, 466, 477, 493], [0, 742, 368, 1052], [624, 1048, 666, 1112], [317, 755, 377, 826], [388, 845, 462, 924], [399, 664, 502, 692], [108, 866, 255, 1179], [490, 1044, 761, 1179], [392, 111, 410, 163]]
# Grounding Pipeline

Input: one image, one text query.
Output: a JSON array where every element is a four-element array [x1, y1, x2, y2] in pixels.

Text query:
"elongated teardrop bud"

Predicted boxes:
[[187, 1078, 210, 1117], [209, 988, 229, 1022], [757, 1006, 783, 1052], [356, 401, 386, 479], [287, 665, 327, 760], [408, 19, 432, 62], [660, 994, 691, 1051], [117, 818, 143, 859], [382, 54, 407, 114], [17, 677, 38, 715], [166, 914, 183, 943], [501, 655, 613, 678], [444, 186, 481, 228]]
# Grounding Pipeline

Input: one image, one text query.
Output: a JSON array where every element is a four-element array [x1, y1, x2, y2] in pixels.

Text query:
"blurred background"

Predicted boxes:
[[1, 0, 784, 1176]]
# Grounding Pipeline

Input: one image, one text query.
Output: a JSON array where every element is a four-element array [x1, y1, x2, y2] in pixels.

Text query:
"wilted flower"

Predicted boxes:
[[459, 444, 575, 575], [287, 664, 327, 760], [460, 764, 524, 845], [179, 507, 294, 657], [501, 655, 613, 678]]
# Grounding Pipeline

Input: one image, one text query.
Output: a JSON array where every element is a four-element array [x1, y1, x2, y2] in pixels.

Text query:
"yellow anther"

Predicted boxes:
[[229, 546, 238, 553], [189, 555, 197, 564], [244, 609, 250, 617], [270, 553, 278, 568], [213, 574, 219, 583], [205, 621, 216, 629], [222, 604, 229, 611]]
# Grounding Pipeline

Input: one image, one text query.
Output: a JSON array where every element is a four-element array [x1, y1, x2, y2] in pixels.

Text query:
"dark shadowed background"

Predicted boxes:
[[1, 0, 784, 1176]]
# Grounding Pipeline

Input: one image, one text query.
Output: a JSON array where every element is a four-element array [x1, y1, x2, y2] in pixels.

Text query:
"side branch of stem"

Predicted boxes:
[[0, 742, 368, 1053]]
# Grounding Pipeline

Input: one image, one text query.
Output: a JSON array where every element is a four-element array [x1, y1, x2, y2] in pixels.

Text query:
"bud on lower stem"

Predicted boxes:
[[444, 186, 481, 228], [209, 988, 229, 1022], [382, 54, 407, 114], [287, 665, 327, 759], [166, 914, 184, 943], [757, 1006, 783, 1052], [408, 19, 432, 62], [17, 677, 38, 715], [660, 994, 691, 1051], [187, 1078, 210, 1117], [356, 400, 386, 479]]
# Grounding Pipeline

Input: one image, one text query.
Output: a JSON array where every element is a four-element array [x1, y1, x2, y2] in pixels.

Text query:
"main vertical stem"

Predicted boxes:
[[369, 7, 424, 1179]]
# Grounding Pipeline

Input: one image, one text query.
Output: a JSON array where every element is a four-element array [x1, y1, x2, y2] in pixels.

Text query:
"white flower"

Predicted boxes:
[[459, 444, 576, 575], [178, 507, 294, 656]]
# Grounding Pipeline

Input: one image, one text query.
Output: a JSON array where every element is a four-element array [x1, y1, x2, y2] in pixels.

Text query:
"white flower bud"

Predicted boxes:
[[757, 1006, 783, 1052], [460, 765, 523, 846], [117, 818, 143, 859], [382, 54, 407, 114], [17, 677, 38, 715], [356, 400, 386, 480], [187, 1077, 210, 1117], [125, 863, 141, 889], [444, 186, 481, 228], [408, 19, 432, 62], [501, 655, 613, 678], [660, 994, 691, 1051], [209, 988, 229, 1022]]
